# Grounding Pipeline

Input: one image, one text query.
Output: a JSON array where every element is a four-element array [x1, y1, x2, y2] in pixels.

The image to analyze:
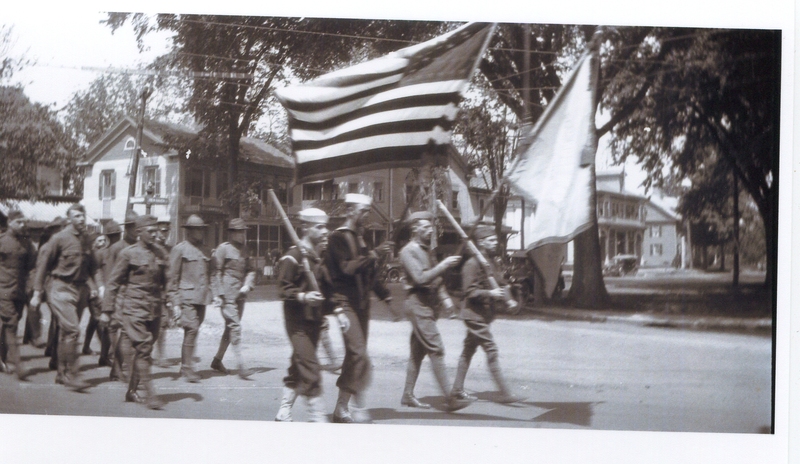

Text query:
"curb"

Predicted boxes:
[[522, 307, 772, 333]]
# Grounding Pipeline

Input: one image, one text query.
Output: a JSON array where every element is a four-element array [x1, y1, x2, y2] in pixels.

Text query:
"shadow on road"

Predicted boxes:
[[369, 406, 527, 424], [528, 401, 600, 426], [159, 392, 203, 405]]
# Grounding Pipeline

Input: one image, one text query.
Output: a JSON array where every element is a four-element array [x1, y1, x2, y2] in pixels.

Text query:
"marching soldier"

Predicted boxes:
[[0, 210, 36, 379], [325, 193, 393, 423], [398, 211, 472, 411], [92, 220, 122, 367], [275, 208, 340, 423], [31, 204, 98, 391], [210, 218, 255, 379], [103, 211, 139, 381], [166, 215, 213, 382], [450, 225, 523, 404], [99, 214, 167, 410], [82, 229, 111, 357], [154, 219, 174, 368]]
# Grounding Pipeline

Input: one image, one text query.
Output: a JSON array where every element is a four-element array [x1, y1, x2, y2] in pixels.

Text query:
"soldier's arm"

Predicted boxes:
[[102, 249, 130, 314], [400, 246, 449, 286], [242, 254, 256, 292], [277, 251, 305, 303], [166, 244, 183, 306], [32, 238, 58, 294], [463, 258, 492, 305], [328, 233, 373, 275], [212, 245, 225, 297]]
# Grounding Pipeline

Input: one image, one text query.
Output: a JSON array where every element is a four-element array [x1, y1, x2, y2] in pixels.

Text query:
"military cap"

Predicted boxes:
[[104, 220, 122, 235], [406, 211, 433, 225], [134, 214, 158, 229], [227, 218, 249, 230], [344, 193, 372, 206], [157, 219, 171, 230], [182, 214, 207, 228], [472, 225, 496, 241], [298, 208, 329, 224], [6, 210, 24, 222]]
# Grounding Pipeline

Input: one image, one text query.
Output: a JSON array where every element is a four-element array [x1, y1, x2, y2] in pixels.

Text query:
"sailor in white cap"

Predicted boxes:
[[325, 192, 394, 423], [275, 207, 339, 422]]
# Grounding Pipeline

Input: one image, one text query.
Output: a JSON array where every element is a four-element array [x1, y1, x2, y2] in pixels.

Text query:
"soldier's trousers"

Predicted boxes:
[[403, 293, 449, 396], [46, 279, 89, 380], [452, 319, 508, 394], [179, 304, 205, 374], [215, 299, 244, 361], [335, 306, 372, 395], [0, 298, 25, 370], [121, 314, 159, 391], [283, 317, 322, 397]]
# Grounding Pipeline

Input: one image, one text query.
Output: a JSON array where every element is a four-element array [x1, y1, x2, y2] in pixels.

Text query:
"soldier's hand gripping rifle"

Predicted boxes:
[[267, 189, 350, 332], [435, 200, 519, 313]]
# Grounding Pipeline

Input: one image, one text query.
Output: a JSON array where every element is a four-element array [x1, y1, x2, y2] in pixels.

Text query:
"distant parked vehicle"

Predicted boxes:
[[603, 254, 639, 277]]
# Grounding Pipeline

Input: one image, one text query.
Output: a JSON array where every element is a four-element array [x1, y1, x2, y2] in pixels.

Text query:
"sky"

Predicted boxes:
[[1, 1, 790, 201]]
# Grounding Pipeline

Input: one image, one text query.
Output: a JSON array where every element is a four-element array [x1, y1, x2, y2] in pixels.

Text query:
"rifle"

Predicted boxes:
[[435, 200, 518, 313], [266, 189, 320, 294]]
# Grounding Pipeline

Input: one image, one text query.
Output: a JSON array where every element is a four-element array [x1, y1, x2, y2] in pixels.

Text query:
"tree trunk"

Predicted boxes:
[[732, 175, 740, 287], [567, 165, 609, 308]]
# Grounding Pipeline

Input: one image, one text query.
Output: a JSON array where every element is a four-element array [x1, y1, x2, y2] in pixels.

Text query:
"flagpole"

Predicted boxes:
[[267, 189, 320, 293], [436, 200, 518, 313]]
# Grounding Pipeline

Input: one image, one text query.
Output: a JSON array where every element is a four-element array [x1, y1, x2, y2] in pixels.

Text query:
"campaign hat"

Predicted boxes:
[[134, 214, 158, 229], [104, 220, 122, 235]]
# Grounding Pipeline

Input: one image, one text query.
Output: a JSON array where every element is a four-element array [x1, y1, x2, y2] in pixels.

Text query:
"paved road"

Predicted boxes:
[[0, 284, 772, 434]]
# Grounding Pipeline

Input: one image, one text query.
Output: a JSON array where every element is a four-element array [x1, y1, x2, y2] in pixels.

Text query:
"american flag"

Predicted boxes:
[[275, 22, 495, 183]]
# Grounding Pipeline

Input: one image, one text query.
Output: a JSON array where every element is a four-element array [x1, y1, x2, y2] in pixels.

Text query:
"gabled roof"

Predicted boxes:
[[646, 197, 680, 222], [80, 117, 292, 169]]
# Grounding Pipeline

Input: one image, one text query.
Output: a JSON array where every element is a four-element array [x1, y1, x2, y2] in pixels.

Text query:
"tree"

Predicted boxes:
[[453, 78, 519, 256], [103, 14, 447, 211], [604, 28, 780, 287], [0, 86, 76, 199]]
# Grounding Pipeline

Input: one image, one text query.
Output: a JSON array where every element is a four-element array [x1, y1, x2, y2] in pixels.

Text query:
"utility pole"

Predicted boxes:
[[126, 86, 153, 214]]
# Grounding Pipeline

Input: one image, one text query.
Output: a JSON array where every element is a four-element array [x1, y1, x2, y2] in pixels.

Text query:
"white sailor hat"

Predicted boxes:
[[298, 208, 329, 224], [344, 193, 372, 206]]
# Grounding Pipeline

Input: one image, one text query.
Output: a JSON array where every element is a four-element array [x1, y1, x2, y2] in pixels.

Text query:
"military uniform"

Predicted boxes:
[[103, 219, 167, 409], [451, 250, 520, 403], [167, 235, 213, 380], [0, 224, 36, 377], [103, 233, 137, 381], [211, 220, 255, 377], [398, 238, 459, 408], [326, 225, 390, 399], [33, 221, 97, 390]]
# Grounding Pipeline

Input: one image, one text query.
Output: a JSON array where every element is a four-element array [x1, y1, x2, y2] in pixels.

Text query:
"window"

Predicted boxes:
[[479, 198, 485, 215], [185, 169, 204, 198], [650, 225, 662, 237], [348, 182, 359, 194], [303, 183, 323, 201], [275, 181, 288, 204], [141, 166, 161, 197], [99, 170, 116, 200], [373, 181, 384, 202], [204, 170, 212, 198], [451, 190, 459, 210], [124, 138, 136, 151], [650, 244, 663, 256]]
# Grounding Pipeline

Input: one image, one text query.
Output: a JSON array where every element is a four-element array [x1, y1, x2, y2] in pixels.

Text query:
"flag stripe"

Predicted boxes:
[[274, 22, 496, 183], [297, 145, 432, 182], [290, 103, 458, 142], [285, 80, 465, 123], [295, 129, 450, 164], [293, 117, 452, 151]]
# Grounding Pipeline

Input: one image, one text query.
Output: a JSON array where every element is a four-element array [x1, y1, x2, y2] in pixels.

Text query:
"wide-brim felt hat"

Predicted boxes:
[[134, 214, 158, 229], [104, 220, 122, 235], [227, 218, 249, 230], [472, 225, 496, 241]]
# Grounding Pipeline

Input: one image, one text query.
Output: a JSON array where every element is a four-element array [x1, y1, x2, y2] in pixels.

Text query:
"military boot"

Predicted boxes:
[[306, 395, 329, 423]]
